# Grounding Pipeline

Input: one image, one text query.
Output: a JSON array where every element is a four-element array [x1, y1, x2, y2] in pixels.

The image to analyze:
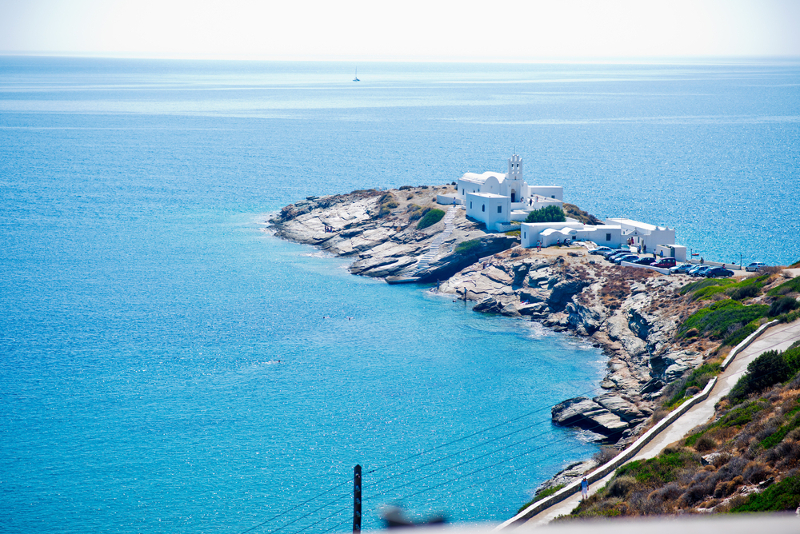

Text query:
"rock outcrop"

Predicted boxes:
[[269, 186, 710, 446], [551, 397, 629, 442]]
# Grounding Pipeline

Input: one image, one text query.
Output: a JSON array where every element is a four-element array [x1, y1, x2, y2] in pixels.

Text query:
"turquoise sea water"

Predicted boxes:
[[1, 58, 799, 533]]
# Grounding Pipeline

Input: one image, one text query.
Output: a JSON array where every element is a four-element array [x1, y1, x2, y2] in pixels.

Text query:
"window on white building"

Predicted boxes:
[[497, 206, 502, 213], [482, 204, 485, 212], [606, 233, 611, 241]]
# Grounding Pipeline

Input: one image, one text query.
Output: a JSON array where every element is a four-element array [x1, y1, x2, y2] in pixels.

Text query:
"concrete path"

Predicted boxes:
[[413, 205, 460, 275], [521, 319, 800, 528]]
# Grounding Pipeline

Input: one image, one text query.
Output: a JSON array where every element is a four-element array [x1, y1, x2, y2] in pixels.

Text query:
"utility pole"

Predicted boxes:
[[353, 464, 362, 533]]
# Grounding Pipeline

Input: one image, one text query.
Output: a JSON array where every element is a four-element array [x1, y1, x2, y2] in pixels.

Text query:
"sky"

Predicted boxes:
[[1, 0, 799, 61]]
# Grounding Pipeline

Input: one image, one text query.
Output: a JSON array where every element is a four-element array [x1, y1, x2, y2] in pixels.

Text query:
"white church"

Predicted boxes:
[[437, 154, 564, 232], [436, 153, 682, 258]]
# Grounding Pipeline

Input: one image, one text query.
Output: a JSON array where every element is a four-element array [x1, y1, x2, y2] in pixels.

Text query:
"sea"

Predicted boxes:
[[1, 57, 798, 533]]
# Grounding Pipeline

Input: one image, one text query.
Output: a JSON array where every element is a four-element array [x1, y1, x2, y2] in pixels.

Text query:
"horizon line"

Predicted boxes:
[[3, 51, 800, 66]]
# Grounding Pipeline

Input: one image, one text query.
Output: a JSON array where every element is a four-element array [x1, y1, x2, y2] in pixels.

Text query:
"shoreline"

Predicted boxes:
[[266, 185, 739, 500]]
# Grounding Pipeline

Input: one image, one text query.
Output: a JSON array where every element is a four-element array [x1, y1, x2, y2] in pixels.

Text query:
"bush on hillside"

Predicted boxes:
[[730, 473, 800, 512], [729, 284, 760, 301], [769, 296, 799, 317], [455, 239, 481, 255], [728, 350, 792, 405], [677, 300, 769, 340], [722, 320, 759, 347], [525, 205, 566, 223], [416, 208, 445, 229], [664, 363, 720, 408]]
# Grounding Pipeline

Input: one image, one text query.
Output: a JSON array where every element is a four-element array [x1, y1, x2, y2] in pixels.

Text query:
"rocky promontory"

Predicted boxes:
[[268, 186, 717, 445]]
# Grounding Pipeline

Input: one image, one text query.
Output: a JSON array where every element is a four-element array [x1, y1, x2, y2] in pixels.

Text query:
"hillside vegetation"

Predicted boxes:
[[557, 340, 800, 519]]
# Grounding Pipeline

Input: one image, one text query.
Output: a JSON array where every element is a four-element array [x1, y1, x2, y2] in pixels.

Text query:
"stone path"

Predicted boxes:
[[518, 319, 800, 528], [413, 205, 460, 275]]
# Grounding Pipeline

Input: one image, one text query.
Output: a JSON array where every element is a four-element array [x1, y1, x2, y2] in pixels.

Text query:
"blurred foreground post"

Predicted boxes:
[[353, 464, 362, 533]]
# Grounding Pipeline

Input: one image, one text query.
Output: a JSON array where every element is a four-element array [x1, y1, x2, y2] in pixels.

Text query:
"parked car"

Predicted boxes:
[[652, 257, 677, 268], [746, 262, 767, 272], [590, 246, 613, 255], [607, 251, 632, 261], [615, 254, 640, 265], [691, 265, 712, 277], [704, 267, 734, 278], [670, 264, 693, 274], [633, 256, 656, 265]]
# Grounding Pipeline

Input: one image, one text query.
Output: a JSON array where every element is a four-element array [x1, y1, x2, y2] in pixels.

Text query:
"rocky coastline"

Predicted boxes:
[[267, 185, 717, 492]]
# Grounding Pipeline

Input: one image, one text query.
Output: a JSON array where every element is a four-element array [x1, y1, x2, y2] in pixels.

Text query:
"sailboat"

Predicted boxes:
[[353, 68, 360, 82]]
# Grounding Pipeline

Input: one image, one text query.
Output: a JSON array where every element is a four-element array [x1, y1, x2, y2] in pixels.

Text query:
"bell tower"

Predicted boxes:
[[508, 154, 523, 181], [507, 154, 524, 203]]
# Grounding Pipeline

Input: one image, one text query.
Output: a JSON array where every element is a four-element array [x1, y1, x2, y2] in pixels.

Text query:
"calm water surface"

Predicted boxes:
[[1, 57, 798, 533]]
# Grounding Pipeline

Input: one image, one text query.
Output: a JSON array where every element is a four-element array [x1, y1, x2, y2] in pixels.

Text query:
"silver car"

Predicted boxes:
[[746, 262, 766, 272]]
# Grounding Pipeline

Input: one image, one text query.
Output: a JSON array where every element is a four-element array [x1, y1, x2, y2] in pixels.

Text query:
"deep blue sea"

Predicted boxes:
[[1, 57, 799, 533]]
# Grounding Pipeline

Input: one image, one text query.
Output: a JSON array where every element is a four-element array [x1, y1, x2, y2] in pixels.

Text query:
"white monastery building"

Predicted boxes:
[[437, 154, 563, 232], [520, 218, 679, 256], [437, 154, 681, 257], [520, 222, 624, 248]]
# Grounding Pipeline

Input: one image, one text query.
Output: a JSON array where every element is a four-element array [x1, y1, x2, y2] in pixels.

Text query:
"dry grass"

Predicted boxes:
[[558, 379, 800, 519]]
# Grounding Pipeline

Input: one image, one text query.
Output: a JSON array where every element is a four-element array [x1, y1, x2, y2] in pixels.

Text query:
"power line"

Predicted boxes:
[[365, 414, 554, 489], [317, 516, 351, 534], [268, 493, 350, 534], [286, 505, 350, 534], [365, 384, 608, 477], [235, 478, 350, 534]]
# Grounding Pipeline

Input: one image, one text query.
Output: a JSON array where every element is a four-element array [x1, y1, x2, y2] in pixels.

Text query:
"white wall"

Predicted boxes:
[[436, 193, 462, 205], [528, 185, 563, 201], [466, 193, 510, 232], [521, 223, 622, 248]]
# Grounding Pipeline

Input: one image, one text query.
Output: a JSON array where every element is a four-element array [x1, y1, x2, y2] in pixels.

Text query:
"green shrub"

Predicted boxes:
[[784, 345, 800, 374], [759, 408, 800, 449], [728, 350, 791, 404], [416, 208, 445, 229], [691, 282, 736, 301], [665, 363, 720, 407], [615, 449, 701, 487], [769, 296, 799, 317], [730, 473, 800, 512], [782, 308, 800, 324], [375, 192, 399, 218], [767, 276, 800, 297], [682, 276, 767, 301], [728, 284, 760, 301], [719, 399, 770, 427], [455, 239, 481, 255], [722, 320, 759, 347], [524, 205, 566, 223], [677, 300, 769, 340], [680, 279, 731, 296]]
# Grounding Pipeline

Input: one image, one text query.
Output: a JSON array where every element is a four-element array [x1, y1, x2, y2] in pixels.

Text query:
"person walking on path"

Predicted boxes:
[[581, 477, 589, 500]]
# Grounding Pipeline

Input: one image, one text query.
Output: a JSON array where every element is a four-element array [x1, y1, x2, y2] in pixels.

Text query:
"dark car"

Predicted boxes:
[[615, 254, 640, 265], [606, 250, 632, 261], [652, 257, 677, 268], [633, 256, 656, 265], [704, 267, 734, 278]]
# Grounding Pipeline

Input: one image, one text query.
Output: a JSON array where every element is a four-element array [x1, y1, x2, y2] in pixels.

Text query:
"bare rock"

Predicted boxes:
[[547, 279, 590, 311], [551, 397, 629, 442], [593, 393, 646, 422]]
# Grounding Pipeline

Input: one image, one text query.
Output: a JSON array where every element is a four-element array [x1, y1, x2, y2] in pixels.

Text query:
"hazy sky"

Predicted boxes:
[[1, 0, 799, 61]]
